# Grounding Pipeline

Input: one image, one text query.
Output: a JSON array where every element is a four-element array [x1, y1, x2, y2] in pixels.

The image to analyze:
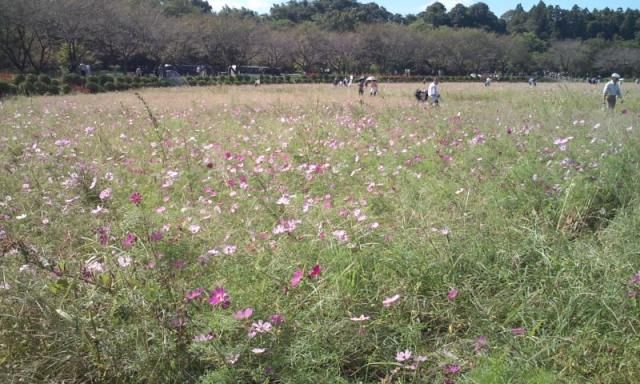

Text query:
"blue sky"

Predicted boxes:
[[207, 0, 638, 18]]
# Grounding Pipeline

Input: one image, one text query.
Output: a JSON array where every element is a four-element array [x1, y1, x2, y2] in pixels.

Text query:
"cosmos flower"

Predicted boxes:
[[383, 294, 401, 307]]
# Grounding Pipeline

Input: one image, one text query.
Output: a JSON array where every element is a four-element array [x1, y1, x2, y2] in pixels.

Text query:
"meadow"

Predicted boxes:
[[1, 81, 640, 383]]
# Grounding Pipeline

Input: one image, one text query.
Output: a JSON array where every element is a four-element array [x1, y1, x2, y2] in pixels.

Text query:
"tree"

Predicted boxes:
[[421, 2, 450, 28]]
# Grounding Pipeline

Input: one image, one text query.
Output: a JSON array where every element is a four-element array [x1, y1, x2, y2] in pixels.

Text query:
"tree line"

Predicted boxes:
[[1, 0, 639, 77]]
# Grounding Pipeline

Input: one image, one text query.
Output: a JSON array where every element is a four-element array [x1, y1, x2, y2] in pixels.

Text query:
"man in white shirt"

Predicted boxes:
[[603, 73, 623, 109], [428, 77, 440, 106]]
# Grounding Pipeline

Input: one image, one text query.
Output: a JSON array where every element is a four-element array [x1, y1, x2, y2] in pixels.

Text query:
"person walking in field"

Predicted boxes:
[[428, 77, 441, 106], [603, 73, 623, 109]]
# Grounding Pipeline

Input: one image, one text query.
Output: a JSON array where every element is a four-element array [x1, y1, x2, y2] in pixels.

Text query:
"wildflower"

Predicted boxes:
[[84, 260, 105, 275], [129, 192, 142, 205], [122, 233, 137, 248], [332, 230, 349, 243], [185, 288, 205, 301], [629, 272, 640, 285], [251, 348, 267, 354], [276, 194, 293, 205], [150, 230, 163, 242], [269, 313, 285, 325], [117, 255, 132, 268], [383, 294, 401, 307], [188, 224, 201, 234], [193, 332, 215, 342], [309, 264, 321, 279], [291, 269, 304, 288], [233, 308, 254, 320], [99, 188, 112, 200], [349, 315, 370, 322], [248, 320, 273, 338], [474, 336, 488, 353], [223, 245, 237, 255], [447, 288, 459, 301], [443, 364, 461, 375], [209, 287, 231, 308], [396, 350, 412, 362], [226, 353, 240, 365], [511, 327, 526, 336]]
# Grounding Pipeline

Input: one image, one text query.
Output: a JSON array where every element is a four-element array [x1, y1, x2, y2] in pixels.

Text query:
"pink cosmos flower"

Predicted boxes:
[[251, 348, 267, 354], [383, 294, 401, 307], [233, 308, 254, 320], [117, 255, 132, 268], [474, 336, 488, 353], [447, 288, 459, 301], [209, 287, 230, 308], [99, 188, 112, 200], [332, 230, 349, 243], [248, 320, 273, 338], [269, 313, 285, 325], [308, 264, 321, 279], [122, 233, 137, 248], [291, 269, 304, 288], [443, 364, 461, 375], [223, 245, 237, 255], [395, 349, 412, 362], [349, 315, 370, 322], [511, 327, 526, 336], [150, 230, 164, 242], [129, 192, 142, 205], [193, 332, 215, 342], [185, 288, 204, 301]]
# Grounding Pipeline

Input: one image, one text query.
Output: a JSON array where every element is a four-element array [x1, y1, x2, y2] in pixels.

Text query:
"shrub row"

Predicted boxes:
[[1, 73, 544, 98]]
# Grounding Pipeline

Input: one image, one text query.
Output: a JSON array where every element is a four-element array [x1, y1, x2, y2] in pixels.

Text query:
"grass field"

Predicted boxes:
[[1, 82, 640, 383]]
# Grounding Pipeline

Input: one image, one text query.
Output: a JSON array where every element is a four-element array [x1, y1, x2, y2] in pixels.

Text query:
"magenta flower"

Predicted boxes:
[[122, 233, 137, 248], [269, 313, 285, 325], [150, 230, 164, 242], [129, 191, 142, 205], [443, 364, 461, 375], [291, 269, 304, 288], [185, 288, 204, 301], [511, 327, 526, 336], [629, 272, 640, 285], [447, 288, 459, 301], [208, 287, 231, 308], [233, 307, 254, 320], [309, 264, 322, 279], [474, 336, 488, 353]]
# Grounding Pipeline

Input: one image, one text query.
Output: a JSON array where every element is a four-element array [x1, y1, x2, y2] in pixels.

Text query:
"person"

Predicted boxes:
[[603, 73, 623, 109], [369, 80, 378, 96], [484, 77, 492, 87], [428, 77, 441, 106], [135, 66, 143, 77], [358, 78, 365, 96]]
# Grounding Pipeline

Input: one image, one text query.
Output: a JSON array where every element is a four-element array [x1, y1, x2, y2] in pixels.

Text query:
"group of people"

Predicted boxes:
[[414, 77, 441, 106]]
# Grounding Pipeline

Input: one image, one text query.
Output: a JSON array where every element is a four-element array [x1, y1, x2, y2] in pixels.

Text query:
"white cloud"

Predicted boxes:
[[207, 0, 274, 14], [421, 0, 475, 13]]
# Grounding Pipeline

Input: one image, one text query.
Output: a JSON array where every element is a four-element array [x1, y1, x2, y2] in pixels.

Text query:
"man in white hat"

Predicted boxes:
[[603, 73, 623, 109]]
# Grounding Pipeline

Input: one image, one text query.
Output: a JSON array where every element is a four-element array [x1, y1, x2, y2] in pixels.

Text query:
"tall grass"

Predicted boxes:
[[1, 82, 640, 383]]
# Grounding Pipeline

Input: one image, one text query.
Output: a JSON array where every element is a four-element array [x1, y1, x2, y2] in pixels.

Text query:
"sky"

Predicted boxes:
[[207, 0, 639, 18]]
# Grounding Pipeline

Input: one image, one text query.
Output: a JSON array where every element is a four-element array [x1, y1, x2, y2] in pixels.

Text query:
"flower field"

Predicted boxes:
[[1, 82, 640, 383]]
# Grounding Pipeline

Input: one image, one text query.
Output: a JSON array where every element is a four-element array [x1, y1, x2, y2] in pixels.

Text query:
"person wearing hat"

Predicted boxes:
[[603, 73, 623, 109]]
